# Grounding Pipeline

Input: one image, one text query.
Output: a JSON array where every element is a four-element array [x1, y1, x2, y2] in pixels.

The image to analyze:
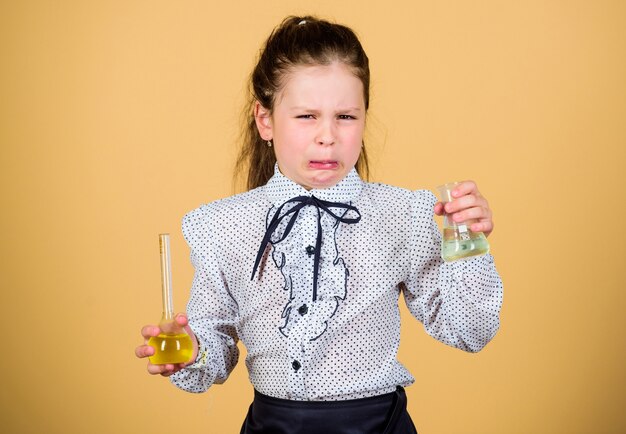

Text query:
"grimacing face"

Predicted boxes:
[[256, 62, 366, 190]]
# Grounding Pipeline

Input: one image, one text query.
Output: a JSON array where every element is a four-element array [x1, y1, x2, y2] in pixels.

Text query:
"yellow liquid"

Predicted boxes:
[[442, 227, 489, 262], [147, 333, 194, 364]]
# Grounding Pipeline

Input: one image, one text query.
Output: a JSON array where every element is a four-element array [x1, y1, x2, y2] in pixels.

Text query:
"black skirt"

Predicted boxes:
[[240, 387, 418, 434]]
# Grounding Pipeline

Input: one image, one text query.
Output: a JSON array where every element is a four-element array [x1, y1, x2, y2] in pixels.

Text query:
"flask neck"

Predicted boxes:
[[161, 290, 174, 320], [159, 234, 175, 321]]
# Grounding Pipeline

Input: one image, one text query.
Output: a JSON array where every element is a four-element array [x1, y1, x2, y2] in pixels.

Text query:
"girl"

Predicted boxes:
[[136, 16, 503, 434]]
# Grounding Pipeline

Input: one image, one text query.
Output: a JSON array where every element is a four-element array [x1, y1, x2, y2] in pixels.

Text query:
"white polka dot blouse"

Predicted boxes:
[[169, 165, 503, 401]]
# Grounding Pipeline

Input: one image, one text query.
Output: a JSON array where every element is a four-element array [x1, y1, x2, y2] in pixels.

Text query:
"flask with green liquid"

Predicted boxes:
[[436, 182, 490, 262], [147, 233, 194, 364]]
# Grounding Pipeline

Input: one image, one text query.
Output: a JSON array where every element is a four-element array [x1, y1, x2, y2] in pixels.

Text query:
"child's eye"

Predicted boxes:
[[338, 114, 356, 120], [297, 114, 315, 119]]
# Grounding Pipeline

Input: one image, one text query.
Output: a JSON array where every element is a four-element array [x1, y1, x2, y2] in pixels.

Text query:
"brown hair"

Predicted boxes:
[[235, 15, 371, 191]]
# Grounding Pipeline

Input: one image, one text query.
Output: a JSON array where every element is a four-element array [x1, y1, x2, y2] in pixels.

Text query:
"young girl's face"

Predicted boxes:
[[257, 62, 366, 190]]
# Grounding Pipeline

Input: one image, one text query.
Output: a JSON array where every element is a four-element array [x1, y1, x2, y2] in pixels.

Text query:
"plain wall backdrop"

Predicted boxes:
[[1, 1, 625, 433]]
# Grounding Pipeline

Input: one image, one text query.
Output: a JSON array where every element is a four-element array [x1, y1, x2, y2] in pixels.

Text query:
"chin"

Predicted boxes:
[[308, 175, 343, 190]]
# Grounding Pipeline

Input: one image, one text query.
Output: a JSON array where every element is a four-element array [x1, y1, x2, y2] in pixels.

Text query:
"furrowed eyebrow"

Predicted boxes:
[[289, 106, 362, 112]]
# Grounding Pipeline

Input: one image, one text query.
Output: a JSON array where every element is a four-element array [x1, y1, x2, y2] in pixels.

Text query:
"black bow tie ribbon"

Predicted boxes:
[[251, 195, 361, 301]]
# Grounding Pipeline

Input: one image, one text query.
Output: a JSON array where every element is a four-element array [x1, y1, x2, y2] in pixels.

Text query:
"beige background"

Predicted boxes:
[[1, 1, 625, 433]]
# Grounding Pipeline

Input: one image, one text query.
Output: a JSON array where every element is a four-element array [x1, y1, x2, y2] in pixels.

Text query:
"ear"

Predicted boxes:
[[254, 101, 273, 140]]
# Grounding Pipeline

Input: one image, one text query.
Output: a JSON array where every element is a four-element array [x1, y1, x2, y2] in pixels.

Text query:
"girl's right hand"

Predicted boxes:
[[135, 313, 199, 376]]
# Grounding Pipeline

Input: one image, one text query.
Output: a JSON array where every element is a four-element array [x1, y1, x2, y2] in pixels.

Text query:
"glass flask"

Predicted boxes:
[[436, 182, 490, 262], [147, 233, 193, 364]]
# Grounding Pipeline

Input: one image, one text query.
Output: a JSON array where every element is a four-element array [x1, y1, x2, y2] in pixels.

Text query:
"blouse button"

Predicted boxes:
[[305, 245, 315, 256], [292, 360, 301, 371], [298, 304, 308, 315]]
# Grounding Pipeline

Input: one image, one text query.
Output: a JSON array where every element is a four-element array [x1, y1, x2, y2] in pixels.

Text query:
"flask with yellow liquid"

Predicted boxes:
[[147, 233, 194, 364]]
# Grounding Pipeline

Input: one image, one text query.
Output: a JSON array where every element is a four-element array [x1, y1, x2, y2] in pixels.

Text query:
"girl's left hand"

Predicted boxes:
[[433, 180, 494, 237]]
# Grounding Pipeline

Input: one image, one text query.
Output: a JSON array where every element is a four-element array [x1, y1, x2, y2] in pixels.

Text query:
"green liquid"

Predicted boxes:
[[147, 333, 193, 365], [442, 227, 489, 262]]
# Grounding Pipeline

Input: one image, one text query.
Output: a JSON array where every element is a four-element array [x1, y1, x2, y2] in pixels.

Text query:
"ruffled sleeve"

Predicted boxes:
[[402, 190, 503, 353]]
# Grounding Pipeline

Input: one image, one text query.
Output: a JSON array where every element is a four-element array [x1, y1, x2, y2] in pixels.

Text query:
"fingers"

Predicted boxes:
[[449, 202, 492, 224], [146, 363, 180, 376], [175, 313, 189, 327], [441, 180, 486, 216], [443, 191, 484, 215], [437, 180, 494, 237], [138, 315, 193, 374], [159, 313, 188, 334], [449, 180, 478, 199], [141, 325, 161, 340], [136, 344, 184, 376], [135, 343, 155, 359], [470, 220, 494, 236], [136, 344, 186, 376], [138, 316, 193, 377]]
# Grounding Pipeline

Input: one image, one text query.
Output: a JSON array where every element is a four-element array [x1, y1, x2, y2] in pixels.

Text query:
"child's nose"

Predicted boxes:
[[315, 120, 335, 146]]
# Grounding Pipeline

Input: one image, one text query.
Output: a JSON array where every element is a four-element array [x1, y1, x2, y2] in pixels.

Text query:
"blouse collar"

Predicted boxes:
[[264, 163, 364, 206]]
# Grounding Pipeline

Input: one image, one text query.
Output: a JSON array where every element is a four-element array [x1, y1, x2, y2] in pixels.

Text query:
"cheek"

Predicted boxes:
[[344, 120, 365, 138], [276, 123, 310, 147], [344, 126, 364, 149], [274, 147, 295, 167]]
